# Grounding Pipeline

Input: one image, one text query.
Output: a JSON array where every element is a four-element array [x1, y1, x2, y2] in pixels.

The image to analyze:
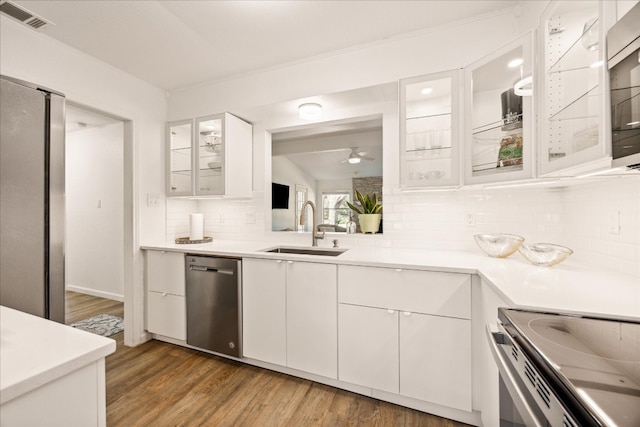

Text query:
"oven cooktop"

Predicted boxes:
[[499, 308, 640, 427]]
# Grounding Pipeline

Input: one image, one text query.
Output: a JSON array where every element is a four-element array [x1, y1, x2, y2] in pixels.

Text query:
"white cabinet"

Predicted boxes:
[[286, 260, 337, 378], [338, 304, 399, 393], [337, 265, 472, 412], [166, 112, 252, 197], [167, 119, 193, 196], [400, 69, 462, 188], [242, 258, 337, 379], [538, 1, 615, 175], [464, 32, 535, 185], [195, 113, 252, 197], [145, 250, 186, 340], [338, 265, 471, 319], [242, 257, 287, 365], [1, 361, 108, 427], [399, 311, 471, 409]]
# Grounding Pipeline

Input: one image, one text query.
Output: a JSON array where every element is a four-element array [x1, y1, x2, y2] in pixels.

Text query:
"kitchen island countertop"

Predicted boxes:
[[0, 306, 116, 405], [142, 240, 640, 321]]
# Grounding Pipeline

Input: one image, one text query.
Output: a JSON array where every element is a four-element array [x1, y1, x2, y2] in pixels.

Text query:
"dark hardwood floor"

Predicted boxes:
[[66, 291, 471, 427]]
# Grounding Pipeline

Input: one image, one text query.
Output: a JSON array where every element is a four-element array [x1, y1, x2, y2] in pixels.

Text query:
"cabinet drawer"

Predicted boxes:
[[146, 250, 185, 295], [338, 265, 471, 319], [147, 291, 186, 340]]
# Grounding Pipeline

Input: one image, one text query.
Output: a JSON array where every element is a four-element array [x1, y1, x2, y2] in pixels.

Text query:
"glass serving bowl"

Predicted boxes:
[[474, 234, 525, 258], [518, 243, 573, 266]]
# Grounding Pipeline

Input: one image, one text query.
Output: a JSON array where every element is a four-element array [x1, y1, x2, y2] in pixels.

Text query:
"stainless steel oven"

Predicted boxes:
[[488, 307, 640, 427], [608, 1, 640, 169]]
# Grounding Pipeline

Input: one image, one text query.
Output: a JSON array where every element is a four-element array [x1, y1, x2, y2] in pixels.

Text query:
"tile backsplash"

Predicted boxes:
[[166, 175, 640, 278]]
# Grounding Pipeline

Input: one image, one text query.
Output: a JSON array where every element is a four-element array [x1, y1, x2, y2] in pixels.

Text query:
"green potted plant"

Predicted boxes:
[[346, 189, 382, 234]]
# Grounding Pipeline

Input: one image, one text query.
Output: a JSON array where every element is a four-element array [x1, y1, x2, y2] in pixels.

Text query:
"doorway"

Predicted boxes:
[[64, 104, 127, 327]]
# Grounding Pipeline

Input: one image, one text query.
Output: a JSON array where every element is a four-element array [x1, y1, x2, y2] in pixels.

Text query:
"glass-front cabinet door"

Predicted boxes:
[[464, 32, 535, 185], [195, 114, 225, 196], [167, 119, 193, 196], [400, 69, 461, 188], [539, 1, 614, 175]]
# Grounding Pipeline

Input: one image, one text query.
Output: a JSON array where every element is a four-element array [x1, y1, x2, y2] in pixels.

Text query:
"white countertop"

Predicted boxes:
[[142, 240, 640, 320], [0, 306, 117, 405]]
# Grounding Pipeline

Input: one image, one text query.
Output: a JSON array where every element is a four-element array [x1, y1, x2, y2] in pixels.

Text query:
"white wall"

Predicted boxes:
[[1, 16, 167, 345], [168, 10, 522, 121], [563, 177, 640, 276], [0, 16, 167, 244], [66, 123, 124, 300], [164, 4, 640, 281]]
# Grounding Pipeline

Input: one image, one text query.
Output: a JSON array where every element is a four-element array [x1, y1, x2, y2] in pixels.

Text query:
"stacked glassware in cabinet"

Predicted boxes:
[[539, 0, 614, 175], [399, 69, 461, 188]]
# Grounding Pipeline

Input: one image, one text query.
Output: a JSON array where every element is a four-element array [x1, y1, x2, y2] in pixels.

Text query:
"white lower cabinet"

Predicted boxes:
[[145, 250, 186, 340], [337, 265, 472, 412], [399, 311, 471, 410], [338, 304, 399, 393], [242, 258, 287, 365], [147, 291, 186, 340], [286, 261, 337, 378], [242, 258, 337, 379]]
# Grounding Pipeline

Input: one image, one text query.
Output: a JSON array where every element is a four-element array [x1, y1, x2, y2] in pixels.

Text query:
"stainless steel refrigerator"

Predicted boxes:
[[0, 75, 65, 323]]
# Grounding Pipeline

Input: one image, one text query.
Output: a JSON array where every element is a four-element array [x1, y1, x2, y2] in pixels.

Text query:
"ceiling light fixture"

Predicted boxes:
[[514, 75, 533, 96], [347, 157, 361, 164], [420, 87, 433, 95], [508, 58, 524, 68], [298, 103, 322, 120]]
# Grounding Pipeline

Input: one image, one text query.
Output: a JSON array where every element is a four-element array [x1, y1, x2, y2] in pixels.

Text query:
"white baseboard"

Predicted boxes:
[[66, 284, 124, 302]]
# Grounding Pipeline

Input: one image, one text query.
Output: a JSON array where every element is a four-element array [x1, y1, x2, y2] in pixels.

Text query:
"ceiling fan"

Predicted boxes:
[[342, 147, 374, 164]]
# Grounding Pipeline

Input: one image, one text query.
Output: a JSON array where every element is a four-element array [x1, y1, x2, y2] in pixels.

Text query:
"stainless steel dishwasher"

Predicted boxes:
[[185, 255, 242, 357]]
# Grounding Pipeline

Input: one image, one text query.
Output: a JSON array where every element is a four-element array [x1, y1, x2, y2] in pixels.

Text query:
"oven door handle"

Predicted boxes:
[[486, 325, 544, 427]]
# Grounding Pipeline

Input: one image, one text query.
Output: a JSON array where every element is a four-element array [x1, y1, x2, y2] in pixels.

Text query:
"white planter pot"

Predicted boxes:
[[358, 214, 381, 234]]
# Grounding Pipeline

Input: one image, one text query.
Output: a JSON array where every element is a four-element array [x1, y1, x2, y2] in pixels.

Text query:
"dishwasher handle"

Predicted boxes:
[[189, 265, 234, 275]]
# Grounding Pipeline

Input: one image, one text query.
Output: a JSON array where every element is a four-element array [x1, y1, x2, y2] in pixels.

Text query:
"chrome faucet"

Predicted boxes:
[[299, 200, 325, 246]]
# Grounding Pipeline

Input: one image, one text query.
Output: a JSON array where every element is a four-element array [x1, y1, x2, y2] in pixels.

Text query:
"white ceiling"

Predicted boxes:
[[273, 121, 383, 181], [12, 0, 520, 91]]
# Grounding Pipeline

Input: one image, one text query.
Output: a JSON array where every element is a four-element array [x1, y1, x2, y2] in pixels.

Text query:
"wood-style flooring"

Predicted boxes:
[[66, 291, 471, 427]]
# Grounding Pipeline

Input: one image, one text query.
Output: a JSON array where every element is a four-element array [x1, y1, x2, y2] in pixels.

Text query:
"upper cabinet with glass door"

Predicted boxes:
[[400, 69, 461, 188], [195, 112, 253, 197], [167, 119, 193, 196], [538, 1, 615, 175], [167, 113, 252, 198], [196, 114, 225, 195], [464, 32, 535, 185]]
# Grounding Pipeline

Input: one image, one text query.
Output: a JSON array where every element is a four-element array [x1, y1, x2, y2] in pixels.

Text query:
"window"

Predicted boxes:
[[322, 192, 351, 226]]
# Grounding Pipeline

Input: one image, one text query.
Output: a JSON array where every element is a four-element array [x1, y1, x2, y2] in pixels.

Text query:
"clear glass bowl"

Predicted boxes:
[[474, 234, 525, 258], [518, 243, 573, 266]]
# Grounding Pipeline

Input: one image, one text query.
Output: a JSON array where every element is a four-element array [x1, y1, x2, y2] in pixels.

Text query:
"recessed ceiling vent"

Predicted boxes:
[[0, 1, 53, 30]]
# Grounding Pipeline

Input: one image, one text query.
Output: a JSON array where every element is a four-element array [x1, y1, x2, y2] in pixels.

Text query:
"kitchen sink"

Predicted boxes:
[[262, 246, 348, 257]]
